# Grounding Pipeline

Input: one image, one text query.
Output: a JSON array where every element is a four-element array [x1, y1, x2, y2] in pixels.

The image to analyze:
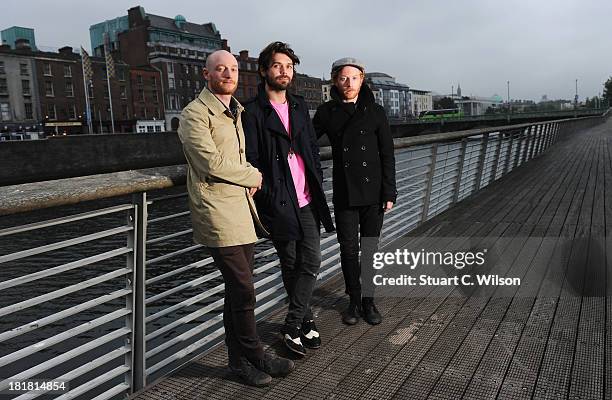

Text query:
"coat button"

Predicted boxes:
[[280, 200, 287, 206], [360, 130, 365, 135], [239, 149, 244, 153], [361, 145, 366, 151], [343, 146, 349, 152], [364, 177, 370, 183], [362, 161, 367, 167], [276, 155, 281, 161], [344, 162, 350, 168]]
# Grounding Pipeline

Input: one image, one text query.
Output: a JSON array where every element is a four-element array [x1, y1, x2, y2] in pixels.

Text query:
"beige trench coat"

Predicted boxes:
[[178, 87, 266, 247]]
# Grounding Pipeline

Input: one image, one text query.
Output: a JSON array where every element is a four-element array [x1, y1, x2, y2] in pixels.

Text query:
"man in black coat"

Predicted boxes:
[[243, 42, 335, 356], [313, 57, 397, 325]]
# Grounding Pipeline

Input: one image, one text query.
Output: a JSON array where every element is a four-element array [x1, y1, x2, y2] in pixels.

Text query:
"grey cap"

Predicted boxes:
[[331, 57, 366, 73]]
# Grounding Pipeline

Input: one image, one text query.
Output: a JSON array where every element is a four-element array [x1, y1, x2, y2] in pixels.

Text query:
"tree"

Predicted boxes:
[[603, 77, 612, 107], [434, 96, 456, 110]]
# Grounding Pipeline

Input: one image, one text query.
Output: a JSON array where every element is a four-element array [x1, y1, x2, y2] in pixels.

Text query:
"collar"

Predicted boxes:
[[256, 83, 299, 111], [197, 87, 244, 117]]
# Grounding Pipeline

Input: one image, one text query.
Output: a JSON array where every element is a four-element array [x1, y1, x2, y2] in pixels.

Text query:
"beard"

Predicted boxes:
[[265, 74, 292, 91], [210, 78, 237, 95], [341, 87, 360, 101]]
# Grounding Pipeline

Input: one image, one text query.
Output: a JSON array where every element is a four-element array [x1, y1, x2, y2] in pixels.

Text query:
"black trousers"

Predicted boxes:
[[334, 203, 384, 299], [209, 243, 265, 365], [273, 204, 322, 328]]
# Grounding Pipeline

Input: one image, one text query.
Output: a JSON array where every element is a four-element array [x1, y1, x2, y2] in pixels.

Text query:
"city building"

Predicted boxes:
[[409, 89, 433, 118], [0, 42, 41, 136], [292, 72, 322, 116], [234, 49, 259, 103], [455, 95, 503, 116], [1, 26, 37, 51], [90, 6, 225, 130], [129, 65, 164, 129], [321, 81, 332, 103], [366, 72, 412, 120]]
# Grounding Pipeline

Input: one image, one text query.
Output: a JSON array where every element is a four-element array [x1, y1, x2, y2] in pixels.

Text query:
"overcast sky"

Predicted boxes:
[[3, 0, 611, 101]]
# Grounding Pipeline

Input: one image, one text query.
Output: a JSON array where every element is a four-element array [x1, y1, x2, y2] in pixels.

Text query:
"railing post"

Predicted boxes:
[[474, 133, 489, 192], [452, 138, 467, 204], [520, 126, 531, 165], [421, 143, 438, 222], [130, 192, 147, 393], [534, 124, 545, 156], [528, 125, 538, 160], [503, 130, 515, 175], [489, 132, 503, 182]]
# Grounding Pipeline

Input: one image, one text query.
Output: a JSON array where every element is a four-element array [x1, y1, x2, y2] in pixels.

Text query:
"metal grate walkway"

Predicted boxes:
[[134, 118, 612, 400]]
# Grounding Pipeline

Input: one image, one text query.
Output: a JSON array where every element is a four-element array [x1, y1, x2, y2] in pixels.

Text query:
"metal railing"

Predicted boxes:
[[0, 113, 606, 399]]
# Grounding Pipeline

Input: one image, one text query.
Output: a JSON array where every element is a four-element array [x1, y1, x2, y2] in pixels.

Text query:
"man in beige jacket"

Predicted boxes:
[[178, 50, 293, 387]]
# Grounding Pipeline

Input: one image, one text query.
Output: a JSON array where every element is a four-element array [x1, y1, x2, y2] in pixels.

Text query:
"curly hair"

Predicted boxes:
[[258, 41, 300, 80]]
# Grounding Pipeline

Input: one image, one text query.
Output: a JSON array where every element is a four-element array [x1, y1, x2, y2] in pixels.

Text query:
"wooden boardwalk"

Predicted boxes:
[[134, 119, 612, 400]]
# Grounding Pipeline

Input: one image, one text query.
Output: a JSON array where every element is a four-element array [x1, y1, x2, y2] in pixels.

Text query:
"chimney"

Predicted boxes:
[[221, 39, 230, 52], [58, 46, 74, 56]]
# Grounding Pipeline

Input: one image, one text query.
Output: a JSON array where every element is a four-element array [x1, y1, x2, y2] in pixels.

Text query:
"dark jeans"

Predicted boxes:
[[209, 243, 264, 365], [273, 204, 322, 328], [335, 204, 384, 299]]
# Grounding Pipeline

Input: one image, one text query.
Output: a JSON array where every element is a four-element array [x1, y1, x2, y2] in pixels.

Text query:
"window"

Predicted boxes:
[[147, 125, 154, 133], [64, 65, 72, 77], [46, 104, 56, 119], [155, 125, 162, 132], [65, 81, 74, 97], [186, 80, 191, 88], [24, 103, 33, 119], [195, 80, 200, 90], [120, 86, 127, 99], [0, 61, 5, 74], [137, 75, 143, 85], [45, 81, 54, 97], [151, 76, 157, 86], [153, 90, 159, 102], [138, 88, 144, 101], [193, 65, 199, 75], [138, 126, 146, 133], [0, 103, 10, 121], [118, 69, 126, 81], [122, 104, 129, 119], [167, 62, 173, 73], [43, 63, 52, 76], [168, 77, 175, 89], [0, 78, 7, 94], [68, 105, 76, 119], [88, 84, 94, 99], [22, 80, 30, 95], [20, 63, 29, 76]]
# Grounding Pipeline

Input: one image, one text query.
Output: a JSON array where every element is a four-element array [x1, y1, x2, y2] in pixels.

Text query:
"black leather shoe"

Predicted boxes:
[[253, 351, 295, 377], [362, 297, 382, 325], [301, 319, 321, 349], [342, 302, 362, 325], [229, 357, 272, 387]]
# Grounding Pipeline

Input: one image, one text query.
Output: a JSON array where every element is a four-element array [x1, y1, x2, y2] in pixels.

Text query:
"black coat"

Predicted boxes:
[[242, 84, 335, 241], [313, 84, 397, 208]]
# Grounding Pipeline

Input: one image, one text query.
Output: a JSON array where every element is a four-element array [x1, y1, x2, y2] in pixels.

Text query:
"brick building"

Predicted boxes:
[[234, 49, 259, 103]]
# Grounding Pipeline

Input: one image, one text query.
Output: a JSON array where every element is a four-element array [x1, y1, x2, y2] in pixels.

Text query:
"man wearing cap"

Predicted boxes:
[[178, 49, 294, 386], [313, 57, 397, 325], [242, 42, 335, 356]]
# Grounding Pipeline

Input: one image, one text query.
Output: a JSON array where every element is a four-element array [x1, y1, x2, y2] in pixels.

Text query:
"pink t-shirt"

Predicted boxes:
[[270, 100, 312, 208]]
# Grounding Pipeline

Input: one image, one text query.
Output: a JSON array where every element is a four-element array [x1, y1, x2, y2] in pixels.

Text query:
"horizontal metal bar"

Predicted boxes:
[[146, 228, 193, 245], [87, 383, 131, 400], [0, 226, 133, 264], [145, 244, 203, 265], [146, 256, 214, 285], [54, 365, 130, 400], [147, 211, 190, 224], [0, 289, 130, 344], [0, 268, 132, 318], [0, 328, 130, 391], [0, 204, 133, 238], [148, 192, 188, 203], [0, 308, 131, 368], [0, 247, 131, 291]]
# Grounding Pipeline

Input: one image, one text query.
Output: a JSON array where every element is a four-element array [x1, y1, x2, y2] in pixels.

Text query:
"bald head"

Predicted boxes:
[[206, 50, 236, 70], [204, 50, 239, 96]]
